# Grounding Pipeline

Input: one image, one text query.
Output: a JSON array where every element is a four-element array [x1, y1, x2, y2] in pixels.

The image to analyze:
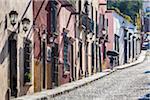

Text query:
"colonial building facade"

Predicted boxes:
[[106, 10, 141, 68], [0, 0, 33, 99], [0, 0, 143, 99], [33, 0, 76, 92]]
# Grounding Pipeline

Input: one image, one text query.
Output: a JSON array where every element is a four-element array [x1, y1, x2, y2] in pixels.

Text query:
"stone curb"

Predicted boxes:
[[14, 71, 115, 100], [14, 51, 147, 100], [114, 51, 147, 70]]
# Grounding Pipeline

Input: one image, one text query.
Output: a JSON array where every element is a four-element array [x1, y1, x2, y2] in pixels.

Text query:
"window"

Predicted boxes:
[[96, 11, 98, 36], [103, 43, 106, 60], [129, 33, 132, 58], [64, 35, 69, 72], [102, 15, 105, 30], [42, 41, 46, 88], [79, 42, 82, 75], [99, 46, 102, 72], [96, 45, 98, 71], [24, 38, 32, 84], [78, 0, 81, 13], [114, 35, 119, 65], [71, 44, 74, 80], [84, 1, 89, 14], [99, 14, 105, 30], [124, 29, 128, 63], [50, 1, 57, 32], [114, 34, 119, 52], [105, 18, 108, 31], [91, 4, 93, 20], [91, 42, 94, 67], [51, 43, 59, 86], [86, 42, 88, 76]]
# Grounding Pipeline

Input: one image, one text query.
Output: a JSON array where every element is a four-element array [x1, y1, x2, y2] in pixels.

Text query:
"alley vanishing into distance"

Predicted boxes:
[[51, 51, 150, 100], [0, 0, 150, 99]]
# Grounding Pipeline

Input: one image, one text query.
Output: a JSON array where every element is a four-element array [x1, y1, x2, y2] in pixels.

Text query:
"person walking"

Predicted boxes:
[[109, 56, 114, 70]]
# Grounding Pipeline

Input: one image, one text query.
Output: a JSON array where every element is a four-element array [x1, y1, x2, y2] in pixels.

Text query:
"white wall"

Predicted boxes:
[[113, 11, 136, 65], [0, 0, 33, 99]]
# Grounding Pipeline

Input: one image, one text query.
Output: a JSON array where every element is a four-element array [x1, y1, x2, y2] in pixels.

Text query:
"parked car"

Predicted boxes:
[[142, 41, 149, 50]]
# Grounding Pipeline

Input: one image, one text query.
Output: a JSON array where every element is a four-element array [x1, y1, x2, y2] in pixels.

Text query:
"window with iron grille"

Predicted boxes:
[[102, 15, 105, 30], [114, 34, 119, 52], [79, 0, 81, 13], [105, 18, 108, 31], [23, 38, 32, 84], [99, 14, 105, 30], [91, 42, 94, 67], [50, 1, 57, 33], [64, 35, 69, 72], [96, 10, 98, 35]]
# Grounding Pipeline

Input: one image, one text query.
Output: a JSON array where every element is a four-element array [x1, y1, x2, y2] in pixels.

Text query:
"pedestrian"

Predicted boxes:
[[109, 56, 114, 70]]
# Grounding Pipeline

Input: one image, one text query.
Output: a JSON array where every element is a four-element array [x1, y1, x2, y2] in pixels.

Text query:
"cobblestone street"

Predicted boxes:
[[51, 51, 150, 100]]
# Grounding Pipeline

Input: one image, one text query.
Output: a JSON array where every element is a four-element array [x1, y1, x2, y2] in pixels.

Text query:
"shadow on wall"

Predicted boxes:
[[0, 40, 8, 64], [5, 89, 10, 100]]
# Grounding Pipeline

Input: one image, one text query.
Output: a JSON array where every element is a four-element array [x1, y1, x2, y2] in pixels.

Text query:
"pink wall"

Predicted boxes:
[[99, 0, 107, 14], [33, 0, 50, 59], [33, 0, 76, 86], [57, 1, 76, 85], [99, 0, 107, 69], [106, 11, 114, 51], [106, 10, 115, 68]]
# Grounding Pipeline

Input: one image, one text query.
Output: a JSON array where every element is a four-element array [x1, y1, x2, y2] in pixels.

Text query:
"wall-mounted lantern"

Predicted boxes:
[[100, 37, 104, 43], [88, 32, 94, 39], [22, 17, 30, 32], [49, 36, 54, 44], [9, 10, 18, 26], [84, 1, 89, 15], [49, 32, 58, 46], [122, 21, 125, 28], [42, 29, 47, 41], [95, 38, 99, 45], [102, 30, 106, 35]]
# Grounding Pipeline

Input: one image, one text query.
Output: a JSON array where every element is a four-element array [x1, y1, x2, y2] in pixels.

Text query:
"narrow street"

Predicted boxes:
[[51, 51, 150, 100]]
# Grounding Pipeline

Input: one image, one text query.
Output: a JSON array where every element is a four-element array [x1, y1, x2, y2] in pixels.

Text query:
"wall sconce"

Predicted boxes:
[[88, 32, 94, 39], [95, 38, 99, 45], [84, 1, 89, 14], [63, 28, 69, 35], [49, 32, 58, 46], [49, 36, 54, 44], [9, 10, 18, 26], [22, 17, 30, 32], [100, 37, 104, 43], [42, 29, 47, 41]]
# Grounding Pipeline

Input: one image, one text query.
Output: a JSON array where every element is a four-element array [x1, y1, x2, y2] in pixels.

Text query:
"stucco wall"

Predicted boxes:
[[0, 0, 33, 99], [113, 12, 125, 65], [57, 1, 76, 85]]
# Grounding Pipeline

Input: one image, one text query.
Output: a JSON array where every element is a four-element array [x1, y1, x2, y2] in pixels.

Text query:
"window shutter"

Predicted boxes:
[[64, 35, 69, 71], [24, 38, 32, 83], [50, 1, 57, 32], [102, 15, 105, 30]]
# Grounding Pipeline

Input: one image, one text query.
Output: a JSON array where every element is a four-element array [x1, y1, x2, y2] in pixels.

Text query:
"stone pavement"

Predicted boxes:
[[14, 51, 147, 100]]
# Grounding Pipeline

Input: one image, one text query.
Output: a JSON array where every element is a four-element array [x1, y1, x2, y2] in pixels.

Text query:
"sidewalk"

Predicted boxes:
[[114, 51, 147, 70], [14, 51, 147, 100]]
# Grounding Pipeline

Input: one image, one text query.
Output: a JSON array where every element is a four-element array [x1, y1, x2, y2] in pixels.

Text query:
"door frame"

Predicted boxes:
[[8, 32, 18, 97]]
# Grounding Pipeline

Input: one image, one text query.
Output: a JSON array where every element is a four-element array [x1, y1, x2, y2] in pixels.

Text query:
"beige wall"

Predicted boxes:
[[74, 0, 101, 79], [0, 0, 33, 99]]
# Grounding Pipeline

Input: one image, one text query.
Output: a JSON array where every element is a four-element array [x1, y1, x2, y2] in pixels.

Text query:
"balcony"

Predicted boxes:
[[81, 13, 94, 33]]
